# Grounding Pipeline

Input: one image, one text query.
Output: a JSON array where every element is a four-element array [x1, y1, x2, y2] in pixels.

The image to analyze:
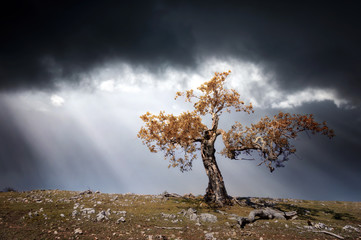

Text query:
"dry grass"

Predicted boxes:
[[0, 190, 360, 239]]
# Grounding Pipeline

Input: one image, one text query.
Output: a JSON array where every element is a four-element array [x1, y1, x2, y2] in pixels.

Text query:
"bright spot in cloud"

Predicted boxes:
[[272, 88, 348, 108], [99, 80, 115, 92], [50, 95, 65, 106]]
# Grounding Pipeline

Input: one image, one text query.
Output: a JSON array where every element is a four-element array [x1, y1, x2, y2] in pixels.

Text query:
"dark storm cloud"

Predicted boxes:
[[1, 1, 360, 104], [0, 0, 196, 91]]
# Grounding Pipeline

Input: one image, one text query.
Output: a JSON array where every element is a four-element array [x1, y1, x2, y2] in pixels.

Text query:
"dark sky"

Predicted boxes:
[[1, 1, 360, 200]]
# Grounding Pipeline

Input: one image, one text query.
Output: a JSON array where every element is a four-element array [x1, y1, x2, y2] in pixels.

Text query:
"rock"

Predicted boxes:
[[180, 208, 198, 221], [343, 225, 360, 232], [199, 213, 217, 223], [105, 208, 111, 217], [74, 203, 80, 209], [79, 190, 92, 195], [183, 193, 195, 198], [115, 210, 127, 216], [189, 213, 198, 221], [161, 213, 176, 219], [215, 210, 227, 215], [96, 210, 108, 221], [154, 235, 167, 240], [74, 228, 83, 234], [314, 222, 326, 229], [95, 190, 100, 194], [205, 232, 216, 240], [162, 191, 181, 198], [314, 222, 334, 231], [72, 210, 78, 218], [81, 208, 95, 215], [116, 217, 126, 223], [60, 214, 65, 217]]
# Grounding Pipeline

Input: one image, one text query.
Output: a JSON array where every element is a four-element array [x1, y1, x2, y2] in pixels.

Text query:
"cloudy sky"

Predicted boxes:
[[1, 1, 360, 201]]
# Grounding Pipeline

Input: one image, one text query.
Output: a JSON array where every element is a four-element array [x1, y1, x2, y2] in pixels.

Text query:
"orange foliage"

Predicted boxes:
[[138, 111, 206, 171], [138, 71, 334, 172], [221, 112, 334, 172]]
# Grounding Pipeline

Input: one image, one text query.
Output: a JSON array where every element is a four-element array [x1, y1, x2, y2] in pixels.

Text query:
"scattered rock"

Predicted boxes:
[[181, 208, 197, 217], [96, 210, 109, 221], [111, 196, 119, 201], [116, 217, 126, 223], [74, 228, 83, 234], [183, 193, 195, 198], [105, 208, 111, 217], [162, 191, 181, 198], [72, 210, 78, 218], [114, 210, 127, 216], [205, 232, 216, 240], [60, 214, 65, 217], [199, 213, 218, 223], [342, 225, 360, 232], [215, 210, 227, 215], [79, 190, 93, 195], [81, 208, 95, 215], [161, 213, 176, 219]]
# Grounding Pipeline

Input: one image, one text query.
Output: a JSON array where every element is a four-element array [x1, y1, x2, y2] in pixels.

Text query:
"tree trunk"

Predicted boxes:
[[201, 141, 231, 206]]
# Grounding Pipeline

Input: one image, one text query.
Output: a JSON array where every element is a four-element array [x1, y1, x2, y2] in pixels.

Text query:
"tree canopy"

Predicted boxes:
[[138, 70, 334, 172]]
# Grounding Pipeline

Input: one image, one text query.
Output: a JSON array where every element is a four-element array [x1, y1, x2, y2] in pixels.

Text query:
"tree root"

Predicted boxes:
[[238, 207, 297, 228]]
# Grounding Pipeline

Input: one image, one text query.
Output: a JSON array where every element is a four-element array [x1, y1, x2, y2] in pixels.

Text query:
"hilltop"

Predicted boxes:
[[0, 190, 360, 239]]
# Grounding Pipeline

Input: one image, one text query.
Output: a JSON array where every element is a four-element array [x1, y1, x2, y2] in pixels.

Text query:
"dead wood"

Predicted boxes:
[[238, 207, 297, 228], [313, 230, 344, 240]]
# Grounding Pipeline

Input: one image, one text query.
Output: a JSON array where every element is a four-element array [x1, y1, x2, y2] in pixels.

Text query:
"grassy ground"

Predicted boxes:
[[0, 190, 360, 239]]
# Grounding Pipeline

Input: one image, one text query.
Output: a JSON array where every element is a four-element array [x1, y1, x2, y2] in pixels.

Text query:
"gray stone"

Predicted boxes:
[[74, 228, 83, 234], [79, 190, 92, 195], [343, 225, 360, 232], [199, 213, 217, 223], [72, 210, 78, 218], [96, 211, 108, 221], [189, 213, 198, 221], [116, 217, 126, 223], [161, 213, 176, 219], [81, 208, 95, 215], [105, 208, 111, 217], [205, 232, 216, 240]]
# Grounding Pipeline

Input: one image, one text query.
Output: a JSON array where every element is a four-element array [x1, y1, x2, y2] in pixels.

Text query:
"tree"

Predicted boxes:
[[138, 71, 334, 206]]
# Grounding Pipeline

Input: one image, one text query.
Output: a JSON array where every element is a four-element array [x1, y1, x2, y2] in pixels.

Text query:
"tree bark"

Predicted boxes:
[[201, 139, 231, 206]]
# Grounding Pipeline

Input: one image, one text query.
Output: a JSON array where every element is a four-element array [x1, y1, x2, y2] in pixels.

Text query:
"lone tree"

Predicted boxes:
[[138, 71, 334, 206]]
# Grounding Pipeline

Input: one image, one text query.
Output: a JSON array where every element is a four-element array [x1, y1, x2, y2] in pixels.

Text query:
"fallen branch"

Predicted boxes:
[[313, 230, 344, 240], [238, 207, 297, 228]]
